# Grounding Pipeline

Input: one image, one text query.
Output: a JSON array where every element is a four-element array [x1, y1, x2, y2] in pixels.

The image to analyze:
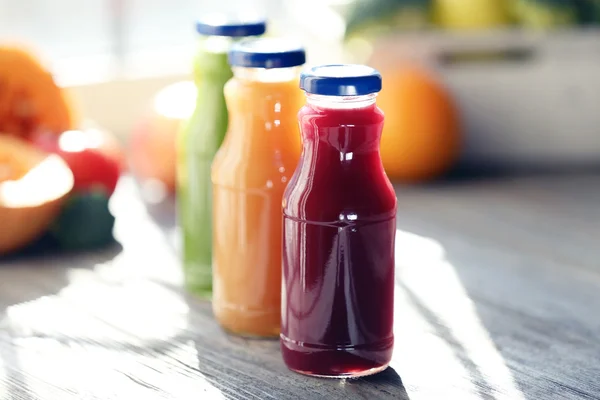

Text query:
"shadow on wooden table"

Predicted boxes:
[[0, 238, 123, 305], [355, 367, 411, 399]]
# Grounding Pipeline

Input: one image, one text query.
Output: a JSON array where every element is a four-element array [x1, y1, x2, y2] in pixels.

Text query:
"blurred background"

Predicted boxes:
[[1, 0, 600, 254], [2, 0, 599, 173], [3, 0, 600, 164]]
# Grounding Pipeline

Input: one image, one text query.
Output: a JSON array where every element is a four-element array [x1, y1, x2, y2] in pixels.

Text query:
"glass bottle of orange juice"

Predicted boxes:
[[211, 38, 306, 337]]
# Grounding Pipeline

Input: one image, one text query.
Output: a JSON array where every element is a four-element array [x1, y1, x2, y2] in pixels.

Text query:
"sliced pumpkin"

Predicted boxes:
[[0, 46, 77, 139], [0, 134, 74, 254]]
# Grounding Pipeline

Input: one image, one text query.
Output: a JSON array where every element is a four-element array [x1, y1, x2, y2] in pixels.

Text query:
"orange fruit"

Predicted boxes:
[[0, 46, 77, 139], [129, 113, 179, 192], [377, 65, 461, 182], [129, 81, 195, 193]]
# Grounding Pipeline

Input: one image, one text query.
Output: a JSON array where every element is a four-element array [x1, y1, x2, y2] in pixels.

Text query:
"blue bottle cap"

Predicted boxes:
[[299, 64, 382, 96], [229, 38, 306, 69], [195, 15, 267, 37]]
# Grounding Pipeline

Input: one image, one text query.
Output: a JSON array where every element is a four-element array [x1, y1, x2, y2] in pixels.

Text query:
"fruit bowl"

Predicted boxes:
[[0, 135, 74, 254]]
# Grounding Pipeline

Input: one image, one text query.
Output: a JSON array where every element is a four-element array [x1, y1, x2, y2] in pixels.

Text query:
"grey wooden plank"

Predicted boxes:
[[0, 174, 599, 399], [393, 174, 600, 400], [0, 275, 410, 400], [395, 174, 600, 272]]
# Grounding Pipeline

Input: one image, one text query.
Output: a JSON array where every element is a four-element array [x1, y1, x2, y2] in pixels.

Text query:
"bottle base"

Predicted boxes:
[[183, 262, 212, 299], [213, 302, 280, 338], [184, 281, 213, 299], [289, 364, 389, 379], [281, 334, 393, 379]]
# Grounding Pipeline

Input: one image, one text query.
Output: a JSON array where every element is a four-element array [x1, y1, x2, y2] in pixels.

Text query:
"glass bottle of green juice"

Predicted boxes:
[[177, 17, 267, 297]]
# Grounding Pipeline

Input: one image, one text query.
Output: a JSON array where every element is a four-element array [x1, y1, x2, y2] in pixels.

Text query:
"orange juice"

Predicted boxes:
[[211, 39, 306, 337]]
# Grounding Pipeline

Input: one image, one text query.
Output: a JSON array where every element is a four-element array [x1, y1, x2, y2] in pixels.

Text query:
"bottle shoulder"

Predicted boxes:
[[212, 147, 299, 190], [283, 173, 397, 223]]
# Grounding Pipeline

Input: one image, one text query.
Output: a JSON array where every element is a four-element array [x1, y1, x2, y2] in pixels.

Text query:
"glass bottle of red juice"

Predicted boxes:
[[281, 64, 397, 378]]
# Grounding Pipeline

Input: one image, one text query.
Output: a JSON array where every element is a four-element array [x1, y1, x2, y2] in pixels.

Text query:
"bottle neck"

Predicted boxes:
[[223, 66, 304, 145], [225, 66, 303, 134], [305, 93, 378, 109], [198, 35, 234, 54], [298, 94, 384, 159], [194, 37, 234, 84], [232, 66, 302, 83]]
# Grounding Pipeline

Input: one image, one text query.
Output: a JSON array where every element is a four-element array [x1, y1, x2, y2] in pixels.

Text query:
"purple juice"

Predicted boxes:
[[281, 64, 396, 378]]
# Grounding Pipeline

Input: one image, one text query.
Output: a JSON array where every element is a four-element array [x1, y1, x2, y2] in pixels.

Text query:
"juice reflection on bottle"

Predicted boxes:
[[212, 39, 306, 337], [281, 65, 397, 378], [177, 17, 266, 298]]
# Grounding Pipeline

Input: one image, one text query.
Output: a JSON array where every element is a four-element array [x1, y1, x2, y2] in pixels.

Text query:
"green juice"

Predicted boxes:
[[177, 41, 232, 297]]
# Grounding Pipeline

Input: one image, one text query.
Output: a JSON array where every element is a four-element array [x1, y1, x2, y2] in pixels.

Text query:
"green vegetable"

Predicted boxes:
[[513, 0, 578, 29], [344, 0, 431, 39], [50, 191, 115, 250]]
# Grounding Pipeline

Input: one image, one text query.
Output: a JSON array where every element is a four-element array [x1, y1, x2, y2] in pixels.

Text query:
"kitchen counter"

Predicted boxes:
[[1, 174, 599, 399]]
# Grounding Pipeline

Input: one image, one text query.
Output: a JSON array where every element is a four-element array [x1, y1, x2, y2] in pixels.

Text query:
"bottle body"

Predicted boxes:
[[177, 37, 233, 297], [281, 95, 397, 377], [212, 68, 303, 337]]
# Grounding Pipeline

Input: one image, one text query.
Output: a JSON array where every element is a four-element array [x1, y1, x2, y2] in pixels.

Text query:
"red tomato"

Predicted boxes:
[[32, 130, 121, 196], [32, 127, 126, 171]]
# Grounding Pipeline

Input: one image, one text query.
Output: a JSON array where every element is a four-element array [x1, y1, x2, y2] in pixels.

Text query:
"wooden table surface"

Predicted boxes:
[[1, 174, 599, 400]]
